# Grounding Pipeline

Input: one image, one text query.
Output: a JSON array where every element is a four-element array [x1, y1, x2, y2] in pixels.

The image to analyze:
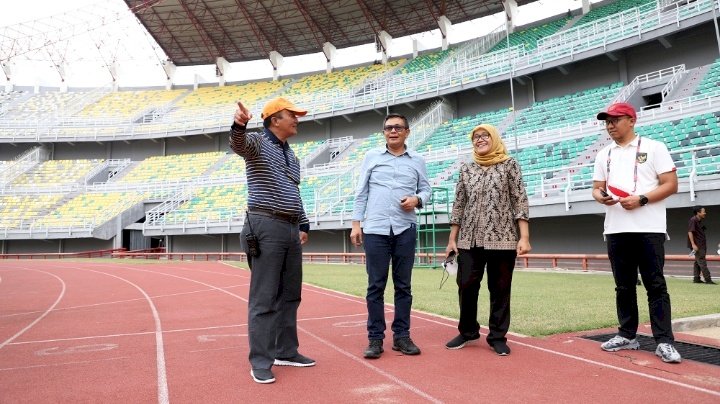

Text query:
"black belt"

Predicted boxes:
[[248, 207, 301, 224]]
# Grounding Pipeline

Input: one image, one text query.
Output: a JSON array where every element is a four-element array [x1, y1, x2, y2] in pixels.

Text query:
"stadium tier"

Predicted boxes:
[[2, 91, 94, 120], [11, 159, 103, 187], [693, 58, 720, 97], [415, 109, 510, 153], [398, 49, 455, 74], [489, 17, 572, 52], [0, 194, 65, 230], [78, 89, 187, 119], [279, 60, 404, 112], [576, 0, 657, 25], [210, 154, 246, 179], [162, 184, 247, 224], [33, 191, 147, 229], [117, 152, 226, 184], [506, 83, 623, 135], [1, 0, 719, 255]]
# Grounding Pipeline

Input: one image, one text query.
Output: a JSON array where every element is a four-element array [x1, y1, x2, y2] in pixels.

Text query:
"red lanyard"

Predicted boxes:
[[606, 136, 642, 194]]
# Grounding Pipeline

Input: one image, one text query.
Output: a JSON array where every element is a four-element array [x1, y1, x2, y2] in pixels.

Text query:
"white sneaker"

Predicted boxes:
[[655, 343, 682, 363], [601, 335, 640, 352]]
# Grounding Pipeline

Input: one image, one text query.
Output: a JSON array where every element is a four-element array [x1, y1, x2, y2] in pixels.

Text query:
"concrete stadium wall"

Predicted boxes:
[[161, 207, 720, 257]]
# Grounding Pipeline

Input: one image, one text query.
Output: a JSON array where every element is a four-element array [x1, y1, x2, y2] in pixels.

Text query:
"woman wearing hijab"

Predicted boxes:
[[444, 123, 531, 355]]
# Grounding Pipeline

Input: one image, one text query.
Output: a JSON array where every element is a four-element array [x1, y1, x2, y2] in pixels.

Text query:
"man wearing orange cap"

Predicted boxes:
[[230, 97, 314, 384], [591, 102, 681, 363]]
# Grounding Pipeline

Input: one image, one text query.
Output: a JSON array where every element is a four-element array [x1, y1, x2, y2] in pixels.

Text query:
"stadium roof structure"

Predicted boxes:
[[125, 0, 538, 66]]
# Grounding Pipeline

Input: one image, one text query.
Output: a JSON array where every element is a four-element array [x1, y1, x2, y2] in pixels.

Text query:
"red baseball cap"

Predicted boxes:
[[596, 102, 637, 121]]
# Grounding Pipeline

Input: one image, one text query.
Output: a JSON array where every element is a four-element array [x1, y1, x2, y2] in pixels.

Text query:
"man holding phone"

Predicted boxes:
[[591, 102, 681, 363], [350, 113, 431, 359]]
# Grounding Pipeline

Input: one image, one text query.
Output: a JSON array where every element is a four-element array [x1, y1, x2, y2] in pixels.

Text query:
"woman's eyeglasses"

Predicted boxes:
[[472, 133, 491, 141]]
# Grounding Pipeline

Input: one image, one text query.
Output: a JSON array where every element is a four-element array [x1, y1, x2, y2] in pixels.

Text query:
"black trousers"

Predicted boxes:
[[456, 247, 517, 344], [241, 213, 303, 370], [606, 233, 674, 344], [693, 247, 712, 282]]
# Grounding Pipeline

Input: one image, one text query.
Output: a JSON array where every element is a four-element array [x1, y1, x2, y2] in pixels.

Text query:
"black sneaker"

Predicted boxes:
[[489, 340, 511, 356], [693, 279, 704, 284], [250, 368, 275, 384], [392, 337, 421, 355], [363, 339, 383, 359], [274, 353, 316, 367], [706, 280, 718, 285], [445, 334, 480, 350]]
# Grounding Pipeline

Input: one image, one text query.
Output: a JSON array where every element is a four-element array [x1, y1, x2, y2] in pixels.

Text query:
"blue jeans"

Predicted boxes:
[[363, 225, 417, 341], [606, 233, 674, 344]]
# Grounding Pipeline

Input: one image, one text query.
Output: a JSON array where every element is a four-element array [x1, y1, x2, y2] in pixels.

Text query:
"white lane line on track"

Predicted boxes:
[[85, 263, 444, 402], [511, 339, 720, 397], [57, 262, 720, 398], [309, 282, 720, 397], [0, 284, 248, 319], [0, 269, 66, 350], [11, 313, 364, 346], [9, 312, 364, 346], [0, 356, 129, 372], [81, 269, 170, 404], [298, 326, 442, 404]]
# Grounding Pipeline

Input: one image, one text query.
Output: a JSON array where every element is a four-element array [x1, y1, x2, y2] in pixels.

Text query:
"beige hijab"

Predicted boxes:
[[470, 123, 510, 166]]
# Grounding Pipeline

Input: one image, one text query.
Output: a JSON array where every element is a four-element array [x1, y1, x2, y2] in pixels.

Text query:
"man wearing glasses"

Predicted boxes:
[[591, 102, 681, 363], [350, 113, 431, 359]]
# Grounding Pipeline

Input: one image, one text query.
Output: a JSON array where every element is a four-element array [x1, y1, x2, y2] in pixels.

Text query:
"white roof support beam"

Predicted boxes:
[[269, 50, 284, 81], [323, 42, 336, 73], [216, 57, 230, 87], [502, 0, 519, 33], [438, 16, 451, 51], [161, 60, 176, 90], [378, 31, 392, 64]]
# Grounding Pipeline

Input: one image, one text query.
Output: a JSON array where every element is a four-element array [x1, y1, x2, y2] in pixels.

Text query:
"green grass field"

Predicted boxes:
[[265, 263, 720, 337]]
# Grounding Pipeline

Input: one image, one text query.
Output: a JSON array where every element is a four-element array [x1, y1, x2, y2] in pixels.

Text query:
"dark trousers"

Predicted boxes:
[[363, 225, 417, 341], [693, 248, 712, 282], [606, 233, 674, 344], [240, 214, 303, 370], [456, 247, 517, 344]]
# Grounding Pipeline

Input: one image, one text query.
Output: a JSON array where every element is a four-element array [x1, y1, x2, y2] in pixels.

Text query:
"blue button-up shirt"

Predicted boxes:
[[352, 147, 431, 236]]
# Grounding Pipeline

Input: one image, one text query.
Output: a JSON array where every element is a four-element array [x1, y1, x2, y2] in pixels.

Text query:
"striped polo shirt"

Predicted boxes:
[[229, 123, 309, 232]]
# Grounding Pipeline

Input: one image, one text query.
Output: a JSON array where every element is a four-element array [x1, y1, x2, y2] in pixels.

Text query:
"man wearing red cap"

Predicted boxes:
[[230, 97, 314, 384], [591, 102, 681, 363]]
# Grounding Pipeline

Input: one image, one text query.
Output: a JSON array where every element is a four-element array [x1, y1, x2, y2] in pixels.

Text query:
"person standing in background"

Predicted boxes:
[[688, 206, 715, 284]]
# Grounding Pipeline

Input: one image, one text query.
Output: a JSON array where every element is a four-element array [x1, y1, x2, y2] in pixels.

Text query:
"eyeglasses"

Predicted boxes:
[[472, 133, 491, 141], [604, 116, 630, 126], [383, 125, 408, 132]]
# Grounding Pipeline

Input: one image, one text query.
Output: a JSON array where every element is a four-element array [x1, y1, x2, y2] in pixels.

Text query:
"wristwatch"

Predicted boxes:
[[639, 195, 649, 206]]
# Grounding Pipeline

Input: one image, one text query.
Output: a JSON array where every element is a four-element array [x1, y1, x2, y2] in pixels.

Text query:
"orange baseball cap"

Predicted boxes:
[[261, 97, 308, 119]]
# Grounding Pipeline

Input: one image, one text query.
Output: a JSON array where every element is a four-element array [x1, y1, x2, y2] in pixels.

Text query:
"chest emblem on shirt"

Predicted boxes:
[[636, 153, 647, 164]]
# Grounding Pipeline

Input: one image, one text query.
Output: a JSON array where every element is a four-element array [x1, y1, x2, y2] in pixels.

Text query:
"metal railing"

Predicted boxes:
[[1, 0, 714, 143]]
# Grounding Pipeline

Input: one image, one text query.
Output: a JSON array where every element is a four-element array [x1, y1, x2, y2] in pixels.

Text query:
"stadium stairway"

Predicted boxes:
[[103, 161, 141, 183], [664, 65, 711, 102]]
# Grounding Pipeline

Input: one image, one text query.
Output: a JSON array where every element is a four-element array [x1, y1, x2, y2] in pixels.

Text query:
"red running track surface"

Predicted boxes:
[[1, 260, 719, 403]]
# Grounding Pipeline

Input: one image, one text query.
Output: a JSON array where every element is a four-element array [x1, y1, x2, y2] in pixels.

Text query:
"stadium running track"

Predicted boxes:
[[1, 260, 719, 403]]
